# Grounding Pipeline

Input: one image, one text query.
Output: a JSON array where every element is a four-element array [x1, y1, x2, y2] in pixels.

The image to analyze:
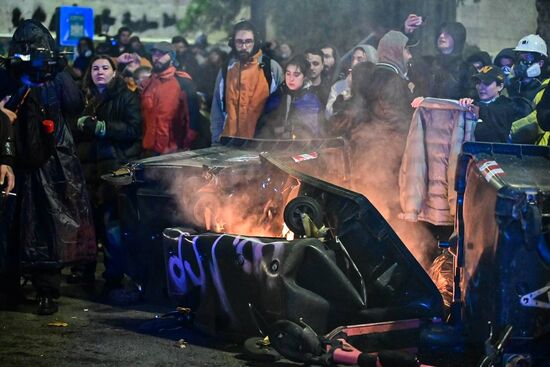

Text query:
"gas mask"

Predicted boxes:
[[514, 60, 541, 79], [501, 66, 513, 88]]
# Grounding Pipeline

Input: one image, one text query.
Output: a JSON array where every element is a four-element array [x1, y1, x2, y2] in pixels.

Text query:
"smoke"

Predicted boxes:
[[161, 156, 294, 238], [161, 115, 438, 270], [303, 118, 439, 269]]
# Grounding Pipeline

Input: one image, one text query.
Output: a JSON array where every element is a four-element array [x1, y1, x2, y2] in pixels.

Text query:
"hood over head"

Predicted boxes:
[[377, 30, 409, 77], [9, 19, 57, 57], [436, 22, 467, 55], [354, 44, 378, 64], [493, 48, 516, 66]]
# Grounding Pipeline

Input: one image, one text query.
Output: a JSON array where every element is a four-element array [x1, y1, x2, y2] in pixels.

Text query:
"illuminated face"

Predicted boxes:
[[476, 80, 503, 101], [437, 31, 455, 54], [234, 30, 255, 59], [322, 47, 335, 70], [351, 49, 367, 67], [91, 58, 115, 89], [306, 53, 323, 80], [285, 64, 305, 91]]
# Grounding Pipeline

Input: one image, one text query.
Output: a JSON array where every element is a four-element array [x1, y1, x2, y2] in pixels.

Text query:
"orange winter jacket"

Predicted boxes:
[[222, 50, 271, 139], [141, 66, 193, 154]]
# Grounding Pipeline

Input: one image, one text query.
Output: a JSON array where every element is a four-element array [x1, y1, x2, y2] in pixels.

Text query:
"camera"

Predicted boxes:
[[3, 47, 67, 84]]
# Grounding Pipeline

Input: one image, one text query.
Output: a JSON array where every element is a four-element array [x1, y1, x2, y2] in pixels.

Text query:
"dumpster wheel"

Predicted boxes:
[[283, 196, 324, 236]]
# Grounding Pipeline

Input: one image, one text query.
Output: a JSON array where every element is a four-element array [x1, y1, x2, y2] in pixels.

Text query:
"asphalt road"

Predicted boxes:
[[0, 269, 296, 367]]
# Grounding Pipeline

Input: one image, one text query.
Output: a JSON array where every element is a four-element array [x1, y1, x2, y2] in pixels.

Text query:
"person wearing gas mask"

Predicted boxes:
[[493, 48, 516, 92], [210, 20, 283, 144], [0, 20, 96, 315], [508, 35, 547, 102], [508, 35, 550, 145]]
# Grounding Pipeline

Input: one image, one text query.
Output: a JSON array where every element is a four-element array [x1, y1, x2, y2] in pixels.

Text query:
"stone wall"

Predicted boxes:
[[0, 0, 190, 39], [457, 0, 538, 58]]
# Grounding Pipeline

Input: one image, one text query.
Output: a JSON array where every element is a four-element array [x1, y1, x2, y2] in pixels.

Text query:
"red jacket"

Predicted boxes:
[[141, 66, 195, 154]]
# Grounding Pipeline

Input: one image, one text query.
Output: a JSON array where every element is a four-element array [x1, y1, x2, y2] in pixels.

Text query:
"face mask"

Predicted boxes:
[[513, 62, 527, 78], [514, 59, 541, 79], [501, 65, 512, 76], [526, 62, 541, 78]]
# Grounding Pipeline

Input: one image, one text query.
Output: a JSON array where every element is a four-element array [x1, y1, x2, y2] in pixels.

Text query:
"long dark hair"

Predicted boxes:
[[82, 55, 118, 99]]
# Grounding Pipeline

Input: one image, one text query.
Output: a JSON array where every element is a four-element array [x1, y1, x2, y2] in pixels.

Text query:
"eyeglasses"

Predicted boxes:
[[235, 39, 254, 47]]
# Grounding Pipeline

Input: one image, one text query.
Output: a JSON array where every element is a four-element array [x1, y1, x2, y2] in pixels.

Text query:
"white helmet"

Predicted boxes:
[[514, 34, 548, 57]]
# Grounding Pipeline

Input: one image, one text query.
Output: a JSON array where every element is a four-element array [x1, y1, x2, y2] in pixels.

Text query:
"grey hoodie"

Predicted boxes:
[[376, 31, 409, 79]]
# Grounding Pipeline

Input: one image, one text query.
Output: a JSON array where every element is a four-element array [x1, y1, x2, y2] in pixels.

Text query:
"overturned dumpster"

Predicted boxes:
[[162, 145, 445, 343], [105, 138, 352, 301], [458, 142, 550, 365]]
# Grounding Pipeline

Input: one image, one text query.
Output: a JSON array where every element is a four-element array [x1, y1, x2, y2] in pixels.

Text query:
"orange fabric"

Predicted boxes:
[[222, 50, 270, 139], [141, 66, 188, 154]]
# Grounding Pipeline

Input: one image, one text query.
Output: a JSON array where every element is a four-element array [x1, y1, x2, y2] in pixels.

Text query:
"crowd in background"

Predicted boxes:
[[2, 12, 550, 316]]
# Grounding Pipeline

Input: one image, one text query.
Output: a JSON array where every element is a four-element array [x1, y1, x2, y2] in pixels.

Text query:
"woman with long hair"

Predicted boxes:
[[72, 55, 142, 293]]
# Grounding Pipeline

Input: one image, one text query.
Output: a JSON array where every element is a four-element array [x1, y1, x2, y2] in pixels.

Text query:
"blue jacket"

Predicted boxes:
[[258, 84, 324, 139]]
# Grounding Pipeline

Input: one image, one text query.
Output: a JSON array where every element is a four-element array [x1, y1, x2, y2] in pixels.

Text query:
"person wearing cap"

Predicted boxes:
[[141, 41, 198, 154], [508, 34, 548, 102], [459, 66, 521, 143]]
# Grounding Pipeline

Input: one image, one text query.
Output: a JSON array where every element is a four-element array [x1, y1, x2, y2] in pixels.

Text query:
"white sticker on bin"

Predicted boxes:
[[292, 152, 318, 163], [478, 160, 505, 182]]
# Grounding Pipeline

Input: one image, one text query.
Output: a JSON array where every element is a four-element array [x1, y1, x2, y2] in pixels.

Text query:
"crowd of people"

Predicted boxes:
[[1, 12, 550, 316]]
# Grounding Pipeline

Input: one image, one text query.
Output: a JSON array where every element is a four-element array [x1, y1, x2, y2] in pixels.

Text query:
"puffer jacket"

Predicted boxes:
[[76, 76, 142, 205], [257, 84, 323, 139], [399, 98, 476, 225]]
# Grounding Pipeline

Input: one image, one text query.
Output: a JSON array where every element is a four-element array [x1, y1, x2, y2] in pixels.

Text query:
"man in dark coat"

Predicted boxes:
[[1, 20, 96, 315], [366, 30, 415, 127]]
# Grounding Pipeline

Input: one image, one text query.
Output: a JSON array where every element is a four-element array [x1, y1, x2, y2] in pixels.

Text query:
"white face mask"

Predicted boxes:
[[527, 62, 541, 78]]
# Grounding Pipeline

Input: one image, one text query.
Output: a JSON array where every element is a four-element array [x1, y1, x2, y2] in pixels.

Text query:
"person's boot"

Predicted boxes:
[[36, 295, 58, 315]]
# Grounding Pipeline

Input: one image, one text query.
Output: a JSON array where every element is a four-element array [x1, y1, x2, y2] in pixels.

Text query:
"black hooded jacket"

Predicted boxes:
[[411, 22, 477, 99], [6, 20, 96, 267]]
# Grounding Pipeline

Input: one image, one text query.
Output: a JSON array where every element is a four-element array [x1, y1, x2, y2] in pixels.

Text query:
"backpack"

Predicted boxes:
[[220, 54, 273, 113], [174, 72, 211, 149]]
